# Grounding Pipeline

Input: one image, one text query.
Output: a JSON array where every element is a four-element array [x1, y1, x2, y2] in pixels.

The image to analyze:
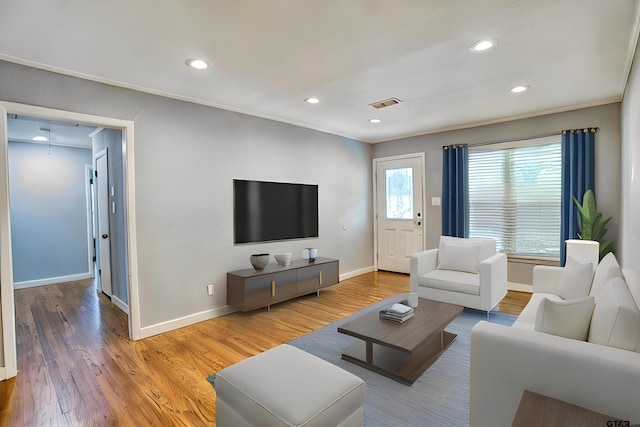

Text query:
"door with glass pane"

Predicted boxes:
[[375, 155, 424, 273]]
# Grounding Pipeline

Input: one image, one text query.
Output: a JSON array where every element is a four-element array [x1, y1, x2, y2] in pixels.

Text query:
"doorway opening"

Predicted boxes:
[[7, 114, 98, 290], [0, 101, 140, 380]]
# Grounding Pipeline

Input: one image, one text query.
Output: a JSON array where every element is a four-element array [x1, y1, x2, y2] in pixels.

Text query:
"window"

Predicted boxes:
[[468, 136, 562, 258], [385, 168, 413, 219]]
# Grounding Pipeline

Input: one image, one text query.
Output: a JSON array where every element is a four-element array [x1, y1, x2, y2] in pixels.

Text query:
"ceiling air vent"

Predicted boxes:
[[368, 97, 402, 109]]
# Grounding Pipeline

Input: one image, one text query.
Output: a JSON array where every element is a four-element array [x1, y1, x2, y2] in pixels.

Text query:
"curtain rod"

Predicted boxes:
[[442, 127, 599, 149], [465, 131, 560, 148]]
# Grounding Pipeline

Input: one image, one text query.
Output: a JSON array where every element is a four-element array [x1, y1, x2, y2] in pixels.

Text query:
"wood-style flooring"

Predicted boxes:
[[0, 271, 529, 426]]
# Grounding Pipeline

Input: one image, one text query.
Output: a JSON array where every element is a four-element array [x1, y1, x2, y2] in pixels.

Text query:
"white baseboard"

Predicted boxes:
[[140, 265, 375, 339], [140, 305, 238, 339], [111, 295, 129, 315], [0, 367, 5, 381], [14, 273, 93, 289], [340, 265, 375, 281], [508, 281, 533, 293]]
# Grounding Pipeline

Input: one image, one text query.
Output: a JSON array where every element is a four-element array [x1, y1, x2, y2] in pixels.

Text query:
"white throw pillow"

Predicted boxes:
[[622, 269, 640, 311], [535, 296, 595, 341], [588, 276, 640, 352], [557, 263, 594, 300], [590, 252, 623, 299], [437, 241, 481, 274], [558, 264, 593, 299]]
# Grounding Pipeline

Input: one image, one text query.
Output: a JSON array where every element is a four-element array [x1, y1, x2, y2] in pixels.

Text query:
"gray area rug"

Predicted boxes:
[[288, 296, 516, 427]]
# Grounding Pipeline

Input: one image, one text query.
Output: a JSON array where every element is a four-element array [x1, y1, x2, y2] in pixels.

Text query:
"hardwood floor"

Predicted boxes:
[[0, 272, 529, 426], [498, 290, 532, 316]]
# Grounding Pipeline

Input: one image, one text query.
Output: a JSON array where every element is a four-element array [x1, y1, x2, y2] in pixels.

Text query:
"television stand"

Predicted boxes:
[[227, 257, 339, 311]]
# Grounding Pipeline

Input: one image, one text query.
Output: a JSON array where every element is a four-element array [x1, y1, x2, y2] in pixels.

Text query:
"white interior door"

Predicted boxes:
[[375, 155, 424, 273], [95, 150, 112, 297]]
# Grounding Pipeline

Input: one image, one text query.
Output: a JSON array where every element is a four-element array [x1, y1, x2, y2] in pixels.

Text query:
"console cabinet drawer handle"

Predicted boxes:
[[319, 271, 323, 286], [271, 280, 276, 297]]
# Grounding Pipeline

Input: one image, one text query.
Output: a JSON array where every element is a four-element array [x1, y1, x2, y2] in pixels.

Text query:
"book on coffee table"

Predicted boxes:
[[379, 311, 415, 323], [379, 302, 414, 323]]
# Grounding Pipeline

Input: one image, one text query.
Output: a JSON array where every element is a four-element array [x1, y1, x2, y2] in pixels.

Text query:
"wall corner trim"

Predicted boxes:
[[139, 305, 238, 339], [340, 266, 375, 281]]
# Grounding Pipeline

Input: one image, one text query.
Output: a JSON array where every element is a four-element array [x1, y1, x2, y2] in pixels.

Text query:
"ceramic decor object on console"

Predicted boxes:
[[275, 253, 292, 266], [250, 254, 270, 270]]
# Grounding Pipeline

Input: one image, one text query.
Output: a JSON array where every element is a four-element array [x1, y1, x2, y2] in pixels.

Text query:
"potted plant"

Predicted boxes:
[[573, 189, 614, 259]]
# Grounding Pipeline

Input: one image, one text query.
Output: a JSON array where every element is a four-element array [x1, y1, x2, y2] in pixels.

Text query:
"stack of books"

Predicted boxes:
[[379, 302, 414, 323]]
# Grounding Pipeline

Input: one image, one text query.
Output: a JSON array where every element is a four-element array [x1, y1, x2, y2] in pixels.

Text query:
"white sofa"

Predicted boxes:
[[470, 252, 640, 426], [410, 236, 507, 312]]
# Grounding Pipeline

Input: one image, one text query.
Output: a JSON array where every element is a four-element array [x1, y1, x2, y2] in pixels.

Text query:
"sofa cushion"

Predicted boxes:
[[513, 293, 564, 330], [535, 296, 595, 341], [622, 269, 640, 310], [439, 236, 496, 262], [589, 252, 623, 299], [437, 240, 481, 274], [419, 269, 480, 295], [557, 263, 594, 300], [589, 276, 640, 352]]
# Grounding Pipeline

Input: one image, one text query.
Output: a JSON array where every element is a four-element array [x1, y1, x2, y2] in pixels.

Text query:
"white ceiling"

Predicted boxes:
[[1, 0, 639, 143], [6, 114, 95, 149]]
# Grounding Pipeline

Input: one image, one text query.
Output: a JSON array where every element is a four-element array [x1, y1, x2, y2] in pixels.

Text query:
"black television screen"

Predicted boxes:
[[234, 179, 319, 244]]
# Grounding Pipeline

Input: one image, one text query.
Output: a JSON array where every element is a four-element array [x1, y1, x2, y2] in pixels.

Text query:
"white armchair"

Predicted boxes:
[[410, 236, 507, 312]]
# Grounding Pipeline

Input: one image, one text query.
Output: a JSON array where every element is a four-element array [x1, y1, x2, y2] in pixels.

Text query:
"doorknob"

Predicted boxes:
[[101, 234, 108, 239]]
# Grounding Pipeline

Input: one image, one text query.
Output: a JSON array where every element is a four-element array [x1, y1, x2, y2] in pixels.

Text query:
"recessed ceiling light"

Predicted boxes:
[[470, 39, 498, 52], [185, 58, 208, 70], [305, 97, 320, 104], [510, 85, 529, 93], [369, 118, 381, 124], [32, 136, 48, 141]]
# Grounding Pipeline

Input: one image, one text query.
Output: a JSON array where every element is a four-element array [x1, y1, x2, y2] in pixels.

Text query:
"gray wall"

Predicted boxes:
[[93, 128, 128, 304], [372, 103, 622, 256], [8, 141, 92, 283], [621, 33, 640, 268], [0, 60, 374, 329]]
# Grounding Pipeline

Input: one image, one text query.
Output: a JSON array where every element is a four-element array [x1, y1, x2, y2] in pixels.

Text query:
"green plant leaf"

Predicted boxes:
[[593, 227, 608, 242], [600, 241, 614, 258], [573, 196, 589, 222], [573, 189, 614, 260]]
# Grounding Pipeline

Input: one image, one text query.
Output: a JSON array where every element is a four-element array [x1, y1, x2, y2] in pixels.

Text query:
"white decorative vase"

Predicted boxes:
[[407, 292, 419, 308], [275, 252, 292, 266], [565, 239, 599, 271], [250, 253, 270, 270]]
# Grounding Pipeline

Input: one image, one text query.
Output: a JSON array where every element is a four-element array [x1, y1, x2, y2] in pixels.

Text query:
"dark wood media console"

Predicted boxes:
[[227, 257, 339, 311]]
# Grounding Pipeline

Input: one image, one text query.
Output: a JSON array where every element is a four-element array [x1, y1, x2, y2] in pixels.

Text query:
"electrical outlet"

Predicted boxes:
[[207, 284, 214, 296]]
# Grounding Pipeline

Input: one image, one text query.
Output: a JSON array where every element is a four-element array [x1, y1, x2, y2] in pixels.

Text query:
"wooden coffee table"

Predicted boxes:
[[337, 298, 463, 385], [512, 390, 622, 426]]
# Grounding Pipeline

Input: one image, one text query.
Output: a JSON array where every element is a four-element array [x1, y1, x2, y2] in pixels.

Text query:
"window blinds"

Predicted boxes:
[[468, 141, 562, 258]]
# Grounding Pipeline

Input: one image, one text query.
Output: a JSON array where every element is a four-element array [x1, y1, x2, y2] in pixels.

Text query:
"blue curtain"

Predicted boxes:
[[442, 144, 469, 237], [560, 129, 596, 265]]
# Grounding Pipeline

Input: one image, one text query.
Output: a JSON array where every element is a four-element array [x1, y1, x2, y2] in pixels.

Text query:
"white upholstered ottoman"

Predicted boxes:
[[213, 344, 365, 427]]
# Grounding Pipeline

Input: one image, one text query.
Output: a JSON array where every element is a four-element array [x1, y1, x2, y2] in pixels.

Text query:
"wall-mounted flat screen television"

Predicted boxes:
[[234, 179, 319, 244]]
